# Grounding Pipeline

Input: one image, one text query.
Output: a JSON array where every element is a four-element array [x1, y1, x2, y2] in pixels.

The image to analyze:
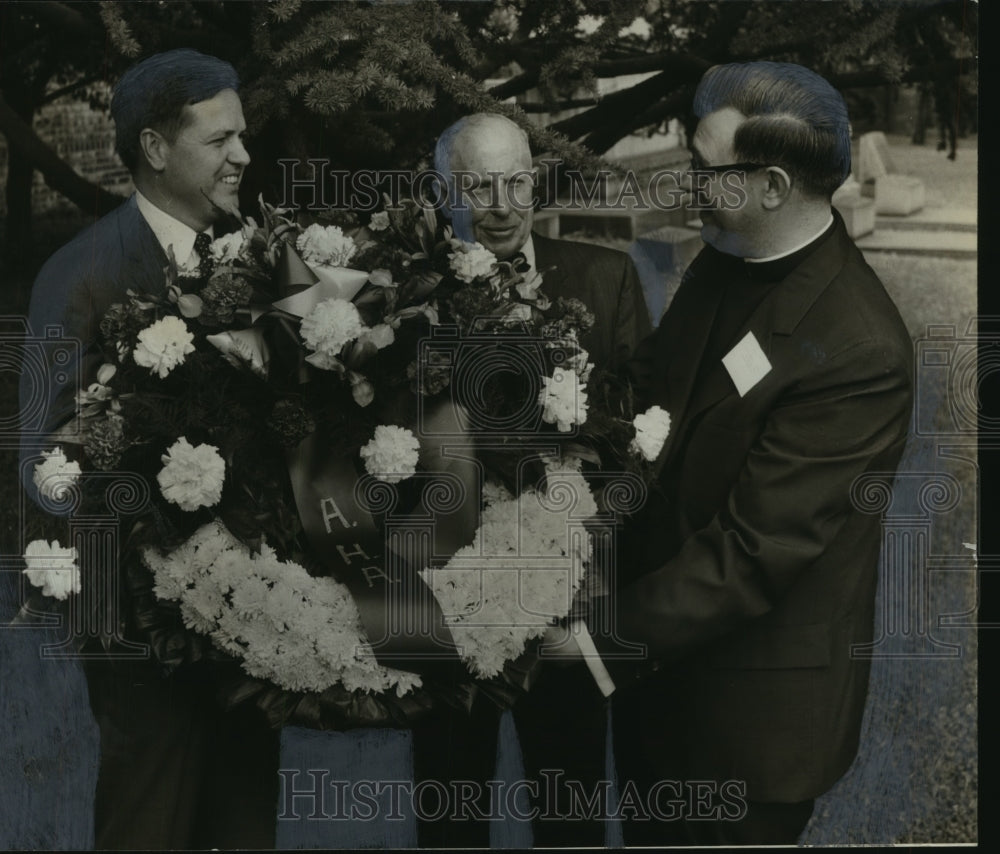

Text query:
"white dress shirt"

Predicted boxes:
[[520, 234, 536, 268], [135, 190, 213, 273]]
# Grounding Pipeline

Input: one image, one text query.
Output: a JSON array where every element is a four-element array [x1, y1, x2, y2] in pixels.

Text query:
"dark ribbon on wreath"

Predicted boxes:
[[286, 430, 466, 680], [244, 245, 537, 712]]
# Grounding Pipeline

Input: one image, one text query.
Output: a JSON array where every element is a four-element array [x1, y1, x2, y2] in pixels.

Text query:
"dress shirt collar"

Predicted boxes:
[[135, 190, 213, 271], [515, 234, 536, 269]]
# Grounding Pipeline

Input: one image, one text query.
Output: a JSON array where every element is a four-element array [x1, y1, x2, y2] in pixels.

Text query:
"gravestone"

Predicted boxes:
[[857, 131, 898, 187], [874, 174, 926, 216], [832, 174, 876, 238], [856, 131, 925, 215]]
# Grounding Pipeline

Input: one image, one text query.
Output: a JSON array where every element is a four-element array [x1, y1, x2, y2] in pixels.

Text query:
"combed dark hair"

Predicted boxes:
[[693, 62, 851, 199], [111, 49, 240, 172]]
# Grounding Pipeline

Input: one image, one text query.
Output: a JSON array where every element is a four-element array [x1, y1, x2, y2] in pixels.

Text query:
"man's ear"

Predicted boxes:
[[139, 128, 170, 172], [429, 174, 452, 220], [761, 166, 793, 210]]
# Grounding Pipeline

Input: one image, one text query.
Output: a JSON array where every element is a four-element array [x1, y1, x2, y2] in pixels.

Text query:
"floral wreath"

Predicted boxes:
[[21, 195, 671, 728]]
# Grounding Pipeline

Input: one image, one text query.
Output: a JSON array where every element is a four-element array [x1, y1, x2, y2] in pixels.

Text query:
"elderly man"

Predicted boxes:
[[592, 61, 914, 845], [21, 50, 277, 849], [432, 112, 651, 371], [409, 113, 650, 847]]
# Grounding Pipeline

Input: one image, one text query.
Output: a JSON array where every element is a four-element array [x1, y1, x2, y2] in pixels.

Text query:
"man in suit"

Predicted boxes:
[[20, 49, 279, 849], [409, 113, 651, 847], [575, 61, 913, 845], [432, 112, 651, 371]]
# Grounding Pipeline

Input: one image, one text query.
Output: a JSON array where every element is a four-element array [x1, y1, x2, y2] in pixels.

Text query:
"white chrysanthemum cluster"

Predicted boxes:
[[23, 539, 80, 600], [296, 224, 357, 267], [538, 367, 589, 432], [420, 460, 597, 677], [209, 231, 249, 264], [300, 298, 365, 370], [157, 437, 226, 512], [133, 315, 195, 378], [360, 425, 420, 483], [629, 405, 672, 462], [143, 520, 421, 695], [32, 447, 81, 501], [448, 241, 497, 283]]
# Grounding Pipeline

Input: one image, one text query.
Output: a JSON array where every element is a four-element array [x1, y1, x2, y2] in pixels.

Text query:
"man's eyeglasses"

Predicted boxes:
[[688, 158, 767, 175]]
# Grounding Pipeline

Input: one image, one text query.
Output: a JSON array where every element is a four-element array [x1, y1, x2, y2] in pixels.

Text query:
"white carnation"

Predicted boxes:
[[629, 405, 672, 461], [133, 315, 195, 378], [296, 223, 357, 267], [157, 437, 225, 511], [210, 231, 249, 264], [33, 447, 81, 501], [300, 298, 365, 367], [369, 211, 390, 231], [539, 368, 588, 432], [359, 424, 420, 483], [23, 540, 80, 600], [448, 241, 497, 283]]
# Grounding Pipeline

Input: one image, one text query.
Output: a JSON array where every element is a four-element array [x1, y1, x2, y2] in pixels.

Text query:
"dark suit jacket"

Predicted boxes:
[[533, 232, 651, 371], [611, 212, 913, 802], [21, 195, 167, 454]]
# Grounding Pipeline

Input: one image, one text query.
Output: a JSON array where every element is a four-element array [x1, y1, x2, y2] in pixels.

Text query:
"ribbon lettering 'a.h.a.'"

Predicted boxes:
[[286, 431, 460, 670]]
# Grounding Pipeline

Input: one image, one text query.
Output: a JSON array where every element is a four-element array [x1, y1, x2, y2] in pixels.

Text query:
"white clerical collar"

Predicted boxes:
[[745, 212, 835, 264], [135, 190, 213, 271], [520, 234, 536, 269]]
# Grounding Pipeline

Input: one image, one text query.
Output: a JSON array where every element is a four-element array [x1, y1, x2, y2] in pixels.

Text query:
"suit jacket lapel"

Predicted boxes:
[[648, 254, 728, 474], [531, 232, 570, 294], [119, 195, 169, 294], [653, 213, 853, 476]]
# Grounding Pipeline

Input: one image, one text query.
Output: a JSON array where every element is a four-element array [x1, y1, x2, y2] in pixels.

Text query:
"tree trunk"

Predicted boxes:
[[3, 140, 36, 264]]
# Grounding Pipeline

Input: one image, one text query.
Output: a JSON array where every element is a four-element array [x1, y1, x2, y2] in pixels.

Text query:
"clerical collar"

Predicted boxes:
[[743, 212, 837, 282], [135, 190, 213, 272]]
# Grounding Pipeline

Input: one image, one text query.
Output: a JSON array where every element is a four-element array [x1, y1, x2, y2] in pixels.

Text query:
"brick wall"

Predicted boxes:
[[0, 86, 133, 217]]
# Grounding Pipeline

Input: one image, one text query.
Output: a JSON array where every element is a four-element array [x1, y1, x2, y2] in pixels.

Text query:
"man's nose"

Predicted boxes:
[[229, 137, 251, 166], [485, 179, 513, 213]]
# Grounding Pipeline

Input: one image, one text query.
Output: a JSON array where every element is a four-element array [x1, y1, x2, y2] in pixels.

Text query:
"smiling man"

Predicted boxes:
[[409, 114, 651, 848], [433, 112, 651, 372], [21, 50, 276, 850]]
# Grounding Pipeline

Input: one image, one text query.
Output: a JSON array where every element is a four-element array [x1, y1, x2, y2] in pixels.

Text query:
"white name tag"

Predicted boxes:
[[722, 331, 772, 397]]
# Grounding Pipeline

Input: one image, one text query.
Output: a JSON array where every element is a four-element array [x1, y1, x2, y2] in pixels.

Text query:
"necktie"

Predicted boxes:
[[508, 251, 530, 274], [193, 232, 214, 278]]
